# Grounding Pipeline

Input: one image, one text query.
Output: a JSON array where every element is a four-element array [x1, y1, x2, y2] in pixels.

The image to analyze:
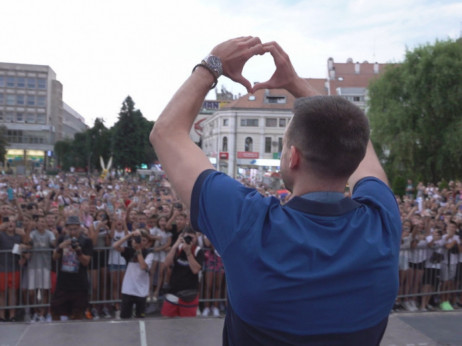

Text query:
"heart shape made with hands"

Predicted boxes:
[[241, 53, 276, 94]]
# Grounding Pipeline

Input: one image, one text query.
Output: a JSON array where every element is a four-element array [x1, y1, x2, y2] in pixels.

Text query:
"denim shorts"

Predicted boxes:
[[108, 264, 127, 272]]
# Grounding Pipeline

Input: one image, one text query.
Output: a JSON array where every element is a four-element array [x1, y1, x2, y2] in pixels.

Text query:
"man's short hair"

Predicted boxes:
[[287, 96, 369, 179]]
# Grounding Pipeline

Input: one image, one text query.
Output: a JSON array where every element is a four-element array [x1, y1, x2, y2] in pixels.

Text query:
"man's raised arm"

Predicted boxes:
[[150, 37, 265, 207]]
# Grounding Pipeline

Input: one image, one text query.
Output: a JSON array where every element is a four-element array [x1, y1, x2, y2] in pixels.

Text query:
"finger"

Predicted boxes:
[[242, 36, 262, 48], [252, 80, 274, 93], [233, 75, 252, 94]]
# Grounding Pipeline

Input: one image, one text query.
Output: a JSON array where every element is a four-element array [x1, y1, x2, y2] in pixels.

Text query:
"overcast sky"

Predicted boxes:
[[2, 0, 461, 127]]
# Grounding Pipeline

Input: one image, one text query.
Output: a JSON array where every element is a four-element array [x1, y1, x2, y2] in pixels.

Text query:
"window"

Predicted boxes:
[[5, 112, 14, 122], [245, 137, 253, 152], [26, 113, 35, 123], [7, 77, 15, 87], [0, 76, 4, 87], [27, 78, 36, 88], [27, 95, 35, 106], [37, 96, 46, 107], [6, 94, 15, 105], [265, 118, 277, 127], [37, 114, 46, 124], [266, 96, 286, 104], [0, 93, 3, 104], [240, 118, 258, 127], [279, 118, 287, 127], [353, 96, 361, 102], [17, 94, 25, 105], [223, 118, 229, 126], [265, 137, 271, 153], [37, 78, 46, 89], [222, 136, 228, 152], [16, 77, 25, 88], [0, 111, 3, 121], [16, 112, 24, 122], [278, 137, 283, 153]]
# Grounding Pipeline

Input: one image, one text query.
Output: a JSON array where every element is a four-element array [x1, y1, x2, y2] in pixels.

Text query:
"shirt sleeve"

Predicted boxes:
[[190, 170, 267, 256]]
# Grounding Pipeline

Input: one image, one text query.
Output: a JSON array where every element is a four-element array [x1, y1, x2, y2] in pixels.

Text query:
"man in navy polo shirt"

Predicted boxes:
[[150, 37, 401, 345]]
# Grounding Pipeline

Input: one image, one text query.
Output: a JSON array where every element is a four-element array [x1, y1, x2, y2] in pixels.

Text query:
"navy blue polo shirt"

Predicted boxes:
[[191, 170, 401, 345]]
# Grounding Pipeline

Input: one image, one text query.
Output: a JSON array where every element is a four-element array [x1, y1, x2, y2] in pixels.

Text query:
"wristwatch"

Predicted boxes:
[[201, 55, 223, 78]]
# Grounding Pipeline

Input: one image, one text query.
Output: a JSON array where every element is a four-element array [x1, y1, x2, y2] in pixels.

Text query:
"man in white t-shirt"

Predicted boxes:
[[113, 229, 154, 319]]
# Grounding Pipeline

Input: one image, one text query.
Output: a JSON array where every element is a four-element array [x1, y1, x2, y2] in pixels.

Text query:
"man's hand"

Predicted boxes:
[[252, 41, 319, 98], [211, 36, 265, 94]]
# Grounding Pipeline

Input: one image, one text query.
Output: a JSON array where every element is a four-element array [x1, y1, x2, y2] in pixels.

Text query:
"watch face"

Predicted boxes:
[[205, 55, 223, 77]]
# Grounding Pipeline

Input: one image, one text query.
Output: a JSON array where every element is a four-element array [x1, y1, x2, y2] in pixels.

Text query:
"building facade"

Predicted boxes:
[[201, 88, 297, 179], [0, 62, 86, 173], [326, 57, 388, 111], [199, 58, 391, 180]]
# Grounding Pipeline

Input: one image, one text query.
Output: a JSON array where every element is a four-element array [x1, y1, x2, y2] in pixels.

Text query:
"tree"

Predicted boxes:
[[368, 39, 462, 184], [0, 125, 8, 164], [112, 96, 156, 171]]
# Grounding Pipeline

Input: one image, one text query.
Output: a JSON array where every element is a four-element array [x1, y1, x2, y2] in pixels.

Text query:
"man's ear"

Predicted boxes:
[[289, 146, 301, 169]]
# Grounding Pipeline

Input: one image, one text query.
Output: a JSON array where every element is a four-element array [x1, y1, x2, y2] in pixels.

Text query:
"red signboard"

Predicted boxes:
[[237, 152, 259, 159], [219, 152, 229, 160]]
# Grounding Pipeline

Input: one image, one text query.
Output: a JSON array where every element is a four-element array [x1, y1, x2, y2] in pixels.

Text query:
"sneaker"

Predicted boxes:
[[419, 307, 428, 312], [84, 309, 92, 320], [31, 313, 39, 323], [102, 307, 112, 319], [212, 307, 220, 317], [38, 315, 46, 322], [403, 301, 416, 312], [91, 308, 100, 320], [45, 314, 52, 322], [60, 315, 69, 321], [440, 301, 454, 311], [409, 301, 418, 312], [201, 307, 210, 317], [427, 304, 435, 311], [115, 310, 121, 320]]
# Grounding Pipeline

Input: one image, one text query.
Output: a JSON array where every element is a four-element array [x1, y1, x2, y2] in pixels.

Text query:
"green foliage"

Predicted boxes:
[[54, 97, 157, 173], [391, 176, 407, 197], [0, 125, 8, 163], [368, 39, 462, 184], [112, 96, 156, 171]]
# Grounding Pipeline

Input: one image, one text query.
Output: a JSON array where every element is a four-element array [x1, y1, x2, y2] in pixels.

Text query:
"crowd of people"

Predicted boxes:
[[0, 173, 461, 322], [0, 172, 225, 322]]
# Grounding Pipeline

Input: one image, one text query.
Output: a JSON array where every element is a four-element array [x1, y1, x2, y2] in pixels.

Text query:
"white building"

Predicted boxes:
[[202, 88, 296, 179]]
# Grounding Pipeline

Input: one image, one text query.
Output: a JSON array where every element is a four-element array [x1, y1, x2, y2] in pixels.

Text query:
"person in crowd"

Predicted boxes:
[[419, 227, 444, 311], [161, 228, 204, 317], [406, 222, 427, 311], [0, 217, 27, 322], [439, 221, 460, 310], [113, 229, 154, 319], [50, 216, 93, 321], [88, 209, 112, 319], [201, 234, 225, 317], [150, 215, 172, 302], [397, 220, 412, 311], [26, 215, 56, 322], [107, 215, 129, 319], [150, 36, 401, 344]]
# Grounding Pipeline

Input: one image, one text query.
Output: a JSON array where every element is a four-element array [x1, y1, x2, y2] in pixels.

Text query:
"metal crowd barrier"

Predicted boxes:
[[1, 245, 461, 319], [0, 246, 227, 319]]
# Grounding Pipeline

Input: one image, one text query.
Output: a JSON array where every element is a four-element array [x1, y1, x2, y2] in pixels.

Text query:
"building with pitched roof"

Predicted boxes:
[[198, 57, 391, 179]]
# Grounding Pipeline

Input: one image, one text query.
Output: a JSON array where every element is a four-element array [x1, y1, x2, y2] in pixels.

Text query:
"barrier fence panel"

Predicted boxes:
[[1, 244, 462, 320]]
